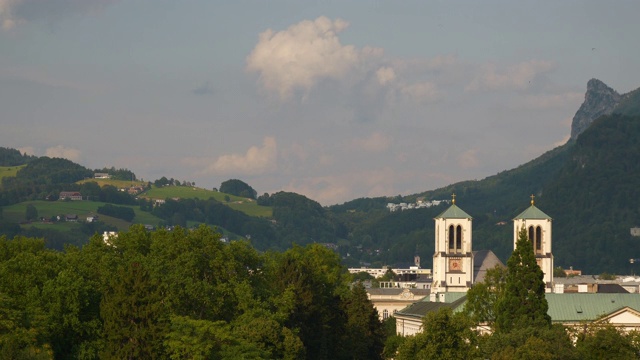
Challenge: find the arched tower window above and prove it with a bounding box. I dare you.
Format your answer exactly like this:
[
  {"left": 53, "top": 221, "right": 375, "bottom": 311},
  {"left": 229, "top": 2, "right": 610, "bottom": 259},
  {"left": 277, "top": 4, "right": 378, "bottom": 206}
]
[
  {"left": 527, "top": 225, "right": 543, "bottom": 254},
  {"left": 456, "top": 225, "right": 462, "bottom": 253},
  {"left": 535, "top": 226, "right": 542, "bottom": 254},
  {"left": 448, "top": 225, "right": 455, "bottom": 252},
  {"left": 528, "top": 226, "right": 535, "bottom": 246}
]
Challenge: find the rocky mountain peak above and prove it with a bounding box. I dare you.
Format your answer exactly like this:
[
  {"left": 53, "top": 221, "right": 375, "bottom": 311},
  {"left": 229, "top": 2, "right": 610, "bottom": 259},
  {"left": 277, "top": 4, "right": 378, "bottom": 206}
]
[{"left": 570, "top": 78, "right": 621, "bottom": 140}]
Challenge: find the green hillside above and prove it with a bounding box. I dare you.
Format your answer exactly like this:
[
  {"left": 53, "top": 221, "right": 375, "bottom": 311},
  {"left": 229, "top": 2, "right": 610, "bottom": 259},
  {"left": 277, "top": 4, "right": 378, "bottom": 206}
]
[
  {"left": 143, "top": 186, "right": 272, "bottom": 217},
  {"left": 77, "top": 178, "right": 146, "bottom": 189},
  {"left": 2, "top": 200, "right": 163, "bottom": 230},
  {"left": 0, "top": 165, "right": 24, "bottom": 185}
]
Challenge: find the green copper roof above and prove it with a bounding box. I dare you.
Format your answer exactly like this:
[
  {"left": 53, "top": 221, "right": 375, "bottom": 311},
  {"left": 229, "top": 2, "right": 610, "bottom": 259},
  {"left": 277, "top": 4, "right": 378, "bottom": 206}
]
[
  {"left": 546, "top": 293, "right": 640, "bottom": 323},
  {"left": 396, "top": 293, "right": 640, "bottom": 323},
  {"left": 395, "top": 295, "right": 467, "bottom": 319},
  {"left": 514, "top": 205, "right": 551, "bottom": 220},
  {"left": 435, "top": 204, "right": 472, "bottom": 219}
]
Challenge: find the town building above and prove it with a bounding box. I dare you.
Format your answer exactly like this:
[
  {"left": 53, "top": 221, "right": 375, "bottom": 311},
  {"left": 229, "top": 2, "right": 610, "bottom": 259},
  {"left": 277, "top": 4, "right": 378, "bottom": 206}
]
[
  {"left": 394, "top": 195, "right": 640, "bottom": 336},
  {"left": 59, "top": 191, "right": 82, "bottom": 201}
]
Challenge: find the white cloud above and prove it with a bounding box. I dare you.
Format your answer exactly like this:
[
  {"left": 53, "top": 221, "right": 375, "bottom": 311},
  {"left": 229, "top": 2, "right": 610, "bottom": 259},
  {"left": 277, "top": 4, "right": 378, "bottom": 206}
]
[
  {"left": 399, "top": 81, "right": 442, "bottom": 103},
  {"left": 350, "top": 132, "right": 392, "bottom": 153},
  {"left": 0, "top": 0, "right": 22, "bottom": 29},
  {"left": 284, "top": 167, "right": 398, "bottom": 205},
  {"left": 16, "top": 146, "right": 35, "bottom": 156},
  {"left": 45, "top": 145, "right": 81, "bottom": 162},
  {"left": 0, "top": 0, "right": 117, "bottom": 30},
  {"left": 188, "top": 137, "right": 277, "bottom": 176},
  {"left": 376, "top": 66, "right": 396, "bottom": 85},
  {"left": 465, "top": 60, "right": 555, "bottom": 92},
  {"left": 246, "top": 16, "right": 363, "bottom": 99}
]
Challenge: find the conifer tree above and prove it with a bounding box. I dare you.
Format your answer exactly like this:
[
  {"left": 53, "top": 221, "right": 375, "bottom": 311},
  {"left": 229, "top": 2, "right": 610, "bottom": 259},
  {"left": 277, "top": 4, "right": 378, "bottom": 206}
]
[{"left": 495, "top": 227, "right": 551, "bottom": 333}]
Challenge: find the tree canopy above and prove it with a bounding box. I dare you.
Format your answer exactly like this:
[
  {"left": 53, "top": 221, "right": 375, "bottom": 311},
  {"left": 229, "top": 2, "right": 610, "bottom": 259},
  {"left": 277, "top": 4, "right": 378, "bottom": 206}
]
[
  {"left": 0, "top": 227, "right": 386, "bottom": 359},
  {"left": 219, "top": 179, "right": 257, "bottom": 199}
]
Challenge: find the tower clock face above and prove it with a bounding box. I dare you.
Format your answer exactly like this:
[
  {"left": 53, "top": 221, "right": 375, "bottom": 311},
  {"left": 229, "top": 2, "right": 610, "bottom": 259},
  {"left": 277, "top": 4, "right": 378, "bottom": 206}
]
[{"left": 449, "top": 258, "right": 461, "bottom": 271}]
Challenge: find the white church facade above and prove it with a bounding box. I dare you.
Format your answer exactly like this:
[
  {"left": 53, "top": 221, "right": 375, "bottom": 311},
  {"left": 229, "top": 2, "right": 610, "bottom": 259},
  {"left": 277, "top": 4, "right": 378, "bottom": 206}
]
[{"left": 430, "top": 194, "right": 554, "bottom": 301}]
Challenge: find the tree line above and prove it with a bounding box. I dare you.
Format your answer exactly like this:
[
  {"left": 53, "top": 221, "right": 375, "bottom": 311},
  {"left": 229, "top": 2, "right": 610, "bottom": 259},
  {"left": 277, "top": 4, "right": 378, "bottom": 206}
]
[{"left": 0, "top": 226, "right": 385, "bottom": 359}]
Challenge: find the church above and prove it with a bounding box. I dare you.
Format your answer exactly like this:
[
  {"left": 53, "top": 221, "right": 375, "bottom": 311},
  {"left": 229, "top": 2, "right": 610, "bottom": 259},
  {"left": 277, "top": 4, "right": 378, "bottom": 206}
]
[
  {"left": 430, "top": 194, "right": 553, "bottom": 298},
  {"left": 395, "top": 195, "right": 640, "bottom": 336}
]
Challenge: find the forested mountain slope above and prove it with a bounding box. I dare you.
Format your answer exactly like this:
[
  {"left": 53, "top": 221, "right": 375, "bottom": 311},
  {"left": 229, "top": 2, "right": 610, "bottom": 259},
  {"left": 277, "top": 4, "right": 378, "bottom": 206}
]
[{"left": 329, "top": 80, "right": 640, "bottom": 274}]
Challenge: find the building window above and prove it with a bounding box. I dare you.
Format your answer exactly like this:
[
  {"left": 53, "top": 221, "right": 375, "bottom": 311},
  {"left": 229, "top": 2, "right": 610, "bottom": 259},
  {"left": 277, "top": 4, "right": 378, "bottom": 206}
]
[
  {"left": 448, "top": 225, "right": 455, "bottom": 251},
  {"left": 448, "top": 224, "right": 463, "bottom": 253},
  {"left": 528, "top": 225, "right": 543, "bottom": 254},
  {"left": 383, "top": 309, "right": 389, "bottom": 320}
]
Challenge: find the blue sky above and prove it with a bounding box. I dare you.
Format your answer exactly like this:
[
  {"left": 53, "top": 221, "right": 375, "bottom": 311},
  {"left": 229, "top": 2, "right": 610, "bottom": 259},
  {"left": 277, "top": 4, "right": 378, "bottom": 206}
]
[{"left": 1, "top": 1, "right": 639, "bottom": 205}]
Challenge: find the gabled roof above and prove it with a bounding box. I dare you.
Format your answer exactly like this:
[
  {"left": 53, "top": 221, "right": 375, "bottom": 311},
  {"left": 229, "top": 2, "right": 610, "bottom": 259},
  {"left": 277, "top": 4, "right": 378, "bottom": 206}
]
[
  {"left": 546, "top": 293, "right": 640, "bottom": 323},
  {"left": 597, "top": 284, "right": 629, "bottom": 294},
  {"left": 472, "top": 250, "right": 504, "bottom": 283},
  {"left": 513, "top": 205, "right": 551, "bottom": 220},
  {"left": 395, "top": 296, "right": 467, "bottom": 319},
  {"left": 367, "top": 288, "right": 430, "bottom": 296},
  {"left": 435, "top": 204, "right": 472, "bottom": 219}
]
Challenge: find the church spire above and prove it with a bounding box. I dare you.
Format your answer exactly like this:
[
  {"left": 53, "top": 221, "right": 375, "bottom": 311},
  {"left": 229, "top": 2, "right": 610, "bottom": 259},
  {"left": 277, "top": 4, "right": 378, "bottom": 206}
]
[
  {"left": 452, "top": 193, "right": 456, "bottom": 205},
  {"left": 530, "top": 194, "right": 535, "bottom": 206}
]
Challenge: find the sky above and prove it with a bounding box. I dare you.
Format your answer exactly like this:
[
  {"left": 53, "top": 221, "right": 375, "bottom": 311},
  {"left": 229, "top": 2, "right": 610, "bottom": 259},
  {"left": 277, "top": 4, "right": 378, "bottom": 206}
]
[{"left": 1, "top": 1, "right": 639, "bottom": 205}]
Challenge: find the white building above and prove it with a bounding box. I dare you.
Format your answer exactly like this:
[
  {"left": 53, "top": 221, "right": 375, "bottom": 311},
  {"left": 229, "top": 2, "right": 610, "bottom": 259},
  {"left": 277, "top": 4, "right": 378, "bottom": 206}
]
[
  {"left": 513, "top": 196, "right": 554, "bottom": 292},
  {"left": 431, "top": 195, "right": 474, "bottom": 296}
]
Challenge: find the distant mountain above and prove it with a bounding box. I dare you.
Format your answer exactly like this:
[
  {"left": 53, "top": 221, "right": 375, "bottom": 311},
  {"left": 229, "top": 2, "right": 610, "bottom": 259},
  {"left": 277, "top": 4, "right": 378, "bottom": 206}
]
[
  {"left": 570, "top": 78, "right": 621, "bottom": 140},
  {"left": 327, "top": 79, "right": 640, "bottom": 274}
]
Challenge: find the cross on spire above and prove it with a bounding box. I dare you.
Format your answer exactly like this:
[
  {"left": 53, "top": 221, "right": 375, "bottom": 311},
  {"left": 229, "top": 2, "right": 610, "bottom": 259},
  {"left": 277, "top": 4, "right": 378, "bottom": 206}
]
[
  {"left": 530, "top": 194, "right": 535, "bottom": 206},
  {"left": 452, "top": 193, "right": 456, "bottom": 204}
]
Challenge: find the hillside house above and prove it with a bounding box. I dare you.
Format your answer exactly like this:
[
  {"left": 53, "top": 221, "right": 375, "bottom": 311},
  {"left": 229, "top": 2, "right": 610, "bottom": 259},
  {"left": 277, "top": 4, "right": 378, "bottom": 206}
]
[
  {"left": 59, "top": 191, "right": 82, "bottom": 201},
  {"left": 94, "top": 173, "right": 111, "bottom": 179},
  {"left": 86, "top": 215, "right": 99, "bottom": 223}
]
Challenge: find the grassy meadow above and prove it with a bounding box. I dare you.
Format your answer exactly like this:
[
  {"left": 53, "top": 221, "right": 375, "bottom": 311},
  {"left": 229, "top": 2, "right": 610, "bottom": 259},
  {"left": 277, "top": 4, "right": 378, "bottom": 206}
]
[
  {"left": 143, "top": 186, "right": 273, "bottom": 218},
  {"left": 2, "top": 200, "right": 163, "bottom": 231},
  {"left": 0, "top": 165, "right": 25, "bottom": 186},
  {"left": 77, "top": 178, "right": 147, "bottom": 188}
]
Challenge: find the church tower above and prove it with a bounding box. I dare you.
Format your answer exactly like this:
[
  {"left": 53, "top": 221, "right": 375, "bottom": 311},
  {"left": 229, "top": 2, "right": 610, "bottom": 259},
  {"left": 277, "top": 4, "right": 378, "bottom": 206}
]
[
  {"left": 513, "top": 195, "right": 554, "bottom": 292},
  {"left": 431, "top": 194, "right": 474, "bottom": 295}
]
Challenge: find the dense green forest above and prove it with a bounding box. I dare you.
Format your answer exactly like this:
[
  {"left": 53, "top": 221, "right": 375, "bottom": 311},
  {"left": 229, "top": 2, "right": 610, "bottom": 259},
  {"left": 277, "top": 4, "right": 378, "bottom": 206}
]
[
  {"left": 2, "top": 225, "right": 638, "bottom": 359},
  {"left": 0, "top": 227, "right": 385, "bottom": 359}
]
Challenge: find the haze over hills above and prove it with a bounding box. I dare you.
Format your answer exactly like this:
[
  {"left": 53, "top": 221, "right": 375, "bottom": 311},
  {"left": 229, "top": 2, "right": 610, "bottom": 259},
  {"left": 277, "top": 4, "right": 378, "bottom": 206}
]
[
  {"left": 332, "top": 78, "right": 640, "bottom": 274},
  {"left": 1, "top": 79, "right": 640, "bottom": 274}
]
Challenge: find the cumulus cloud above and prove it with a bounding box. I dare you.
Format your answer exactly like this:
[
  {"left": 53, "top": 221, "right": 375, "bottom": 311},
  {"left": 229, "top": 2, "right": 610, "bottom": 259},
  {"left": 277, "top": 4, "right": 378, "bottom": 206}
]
[
  {"left": 376, "top": 66, "right": 396, "bottom": 85},
  {"left": 246, "top": 16, "right": 375, "bottom": 99},
  {"left": 350, "top": 132, "right": 392, "bottom": 153},
  {"left": 45, "top": 145, "right": 81, "bottom": 162},
  {"left": 189, "top": 137, "right": 277, "bottom": 176},
  {"left": 284, "top": 167, "right": 398, "bottom": 205},
  {"left": 16, "top": 146, "right": 35, "bottom": 156},
  {"left": 465, "top": 60, "right": 555, "bottom": 92},
  {"left": 399, "top": 81, "right": 442, "bottom": 103},
  {"left": 0, "top": 0, "right": 116, "bottom": 30}
]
